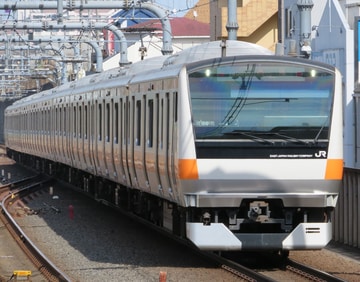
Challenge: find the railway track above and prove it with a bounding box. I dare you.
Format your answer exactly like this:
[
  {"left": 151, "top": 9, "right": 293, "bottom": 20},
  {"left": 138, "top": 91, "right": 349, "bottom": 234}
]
[
  {"left": 209, "top": 251, "right": 347, "bottom": 282},
  {"left": 76, "top": 190, "right": 351, "bottom": 282},
  {"left": 284, "top": 258, "right": 348, "bottom": 282},
  {"left": 0, "top": 172, "right": 352, "bottom": 281},
  {"left": 0, "top": 175, "right": 72, "bottom": 282}
]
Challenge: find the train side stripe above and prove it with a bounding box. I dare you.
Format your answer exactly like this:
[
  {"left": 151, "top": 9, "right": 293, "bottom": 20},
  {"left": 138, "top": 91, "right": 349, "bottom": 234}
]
[
  {"left": 179, "top": 159, "right": 199, "bottom": 179},
  {"left": 325, "top": 159, "right": 343, "bottom": 180}
]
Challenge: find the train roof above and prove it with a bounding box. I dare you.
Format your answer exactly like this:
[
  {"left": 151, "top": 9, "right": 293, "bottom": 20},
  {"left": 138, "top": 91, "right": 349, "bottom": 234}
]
[
  {"left": 9, "top": 40, "right": 273, "bottom": 108},
  {"left": 162, "top": 40, "right": 273, "bottom": 66}
]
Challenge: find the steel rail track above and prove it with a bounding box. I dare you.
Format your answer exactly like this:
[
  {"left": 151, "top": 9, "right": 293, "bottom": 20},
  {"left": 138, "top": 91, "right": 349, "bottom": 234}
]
[
  {"left": 0, "top": 176, "right": 72, "bottom": 282},
  {"left": 285, "top": 258, "right": 348, "bottom": 282}
]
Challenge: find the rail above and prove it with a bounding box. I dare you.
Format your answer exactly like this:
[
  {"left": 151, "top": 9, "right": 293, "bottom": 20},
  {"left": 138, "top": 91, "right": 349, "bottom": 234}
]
[{"left": 0, "top": 176, "right": 72, "bottom": 282}]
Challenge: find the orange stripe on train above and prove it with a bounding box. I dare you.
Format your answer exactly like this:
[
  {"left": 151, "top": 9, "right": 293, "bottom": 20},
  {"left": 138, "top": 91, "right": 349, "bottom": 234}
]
[
  {"left": 179, "top": 159, "right": 199, "bottom": 179},
  {"left": 325, "top": 159, "right": 343, "bottom": 180}
]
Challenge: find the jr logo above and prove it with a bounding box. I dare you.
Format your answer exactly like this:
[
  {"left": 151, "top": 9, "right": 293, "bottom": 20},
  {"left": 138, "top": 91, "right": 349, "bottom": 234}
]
[{"left": 315, "top": 150, "right": 327, "bottom": 158}]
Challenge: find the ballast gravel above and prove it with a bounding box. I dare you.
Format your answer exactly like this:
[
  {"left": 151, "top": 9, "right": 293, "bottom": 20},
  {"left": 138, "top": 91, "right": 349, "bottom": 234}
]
[{"left": 13, "top": 184, "right": 240, "bottom": 282}]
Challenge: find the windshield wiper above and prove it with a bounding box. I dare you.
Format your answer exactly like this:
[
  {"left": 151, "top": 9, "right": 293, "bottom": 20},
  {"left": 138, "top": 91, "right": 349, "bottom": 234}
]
[
  {"left": 314, "top": 122, "right": 328, "bottom": 144},
  {"left": 270, "top": 126, "right": 328, "bottom": 145},
  {"left": 270, "top": 132, "right": 311, "bottom": 145}
]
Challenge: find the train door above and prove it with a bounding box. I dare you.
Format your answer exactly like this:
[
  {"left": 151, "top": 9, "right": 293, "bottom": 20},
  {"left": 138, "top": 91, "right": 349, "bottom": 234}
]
[
  {"left": 158, "top": 94, "right": 171, "bottom": 198},
  {"left": 29, "top": 109, "right": 33, "bottom": 154},
  {"left": 104, "top": 93, "right": 116, "bottom": 180},
  {"left": 95, "top": 95, "right": 107, "bottom": 177},
  {"left": 121, "top": 96, "right": 131, "bottom": 186},
  {"left": 89, "top": 98, "right": 97, "bottom": 175},
  {"left": 69, "top": 98, "right": 76, "bottom": 167},
  {"left": 65, "top": 99, "right": 73, "bottom": 167},
  {"left": 33, "top": 110, "right": 37, "bottom": 156},
  {"left": 77, "top": 100, "right": 86, "bottom": 171},
  {"left": 53, "top": 106, "right": 58, "bottom": 162},
  {"left": 113, "top": 96, "right": 122, "bottom": 183},
  {"left": 83, "top": 100, "right": 93, "bottom": 173},
  {"left": 133, "top": 94, "right": 148, "bottom": 190},
  {"left": 125, "top": 94, "right": 137, "bottom": 188},
  {"left": 60, "top": 105, "right": 66, "bottom": 164},
  {"left": 169, "top": 91, "right": 178, "bottom": 201},
  {"left": 46, "top": 107, "right": 51, "bottom": 160},
  {"left": 42, "top": 106, "right": 47, "bottom": 158},
  {"left": 55, "top": 104, "right": 61, "bottom": 163},
  {"left": 158, "top": 91, "right": 178, "bottom": 202},
  {"left": 57, "top": 104, "right": 63, "bottom": 163},
  {"left": 145, "top": 93, "right": 161, "bottom": 194}
]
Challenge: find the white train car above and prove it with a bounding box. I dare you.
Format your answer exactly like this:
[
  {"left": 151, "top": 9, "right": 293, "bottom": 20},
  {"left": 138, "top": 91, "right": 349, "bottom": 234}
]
[{"left": 4, "top": 40, "right": 343, "bottom": 253}]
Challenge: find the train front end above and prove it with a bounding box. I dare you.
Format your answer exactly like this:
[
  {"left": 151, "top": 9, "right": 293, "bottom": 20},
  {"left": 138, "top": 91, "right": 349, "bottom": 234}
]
[{"left": 178, "top": 56, "right": 343, "bottom": 251}]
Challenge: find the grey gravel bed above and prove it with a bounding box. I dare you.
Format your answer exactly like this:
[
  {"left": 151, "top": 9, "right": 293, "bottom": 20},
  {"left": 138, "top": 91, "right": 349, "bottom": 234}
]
[{"left": 15, "top": 183, "right": 240, "bottom": 282}]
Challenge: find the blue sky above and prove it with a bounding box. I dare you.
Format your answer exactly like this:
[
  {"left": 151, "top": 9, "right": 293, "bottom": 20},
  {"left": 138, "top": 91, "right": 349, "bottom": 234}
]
[{"left": 153, "top": 0, "right": 199, "bottom": 16}]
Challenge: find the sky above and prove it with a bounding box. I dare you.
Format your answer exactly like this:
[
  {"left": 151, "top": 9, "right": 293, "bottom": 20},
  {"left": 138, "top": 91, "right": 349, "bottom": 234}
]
[{"left": 153, "top": 0, "right": 200, "bottom": 16}]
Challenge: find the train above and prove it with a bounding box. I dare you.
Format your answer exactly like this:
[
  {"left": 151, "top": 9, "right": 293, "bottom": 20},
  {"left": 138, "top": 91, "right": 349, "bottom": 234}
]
[{"left": 4, "top": 40, "right": 343, "bottom": 253}]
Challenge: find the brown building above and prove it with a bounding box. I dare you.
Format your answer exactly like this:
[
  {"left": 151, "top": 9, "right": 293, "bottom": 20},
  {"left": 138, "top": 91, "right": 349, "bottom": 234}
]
[{"left": 185, "top": 0, "right": 278, "bottom": 52}]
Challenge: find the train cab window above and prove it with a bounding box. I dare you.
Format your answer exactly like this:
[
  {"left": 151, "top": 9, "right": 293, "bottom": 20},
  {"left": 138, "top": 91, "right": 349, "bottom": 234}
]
[{"left": 188, "top": 61, "right": 334, "bottom": 142}]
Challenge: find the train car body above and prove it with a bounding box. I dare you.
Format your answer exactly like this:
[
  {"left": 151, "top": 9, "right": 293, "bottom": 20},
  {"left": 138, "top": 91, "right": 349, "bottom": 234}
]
[{"left": 4, "top": 40, "right": 343, "bottom": 252}]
